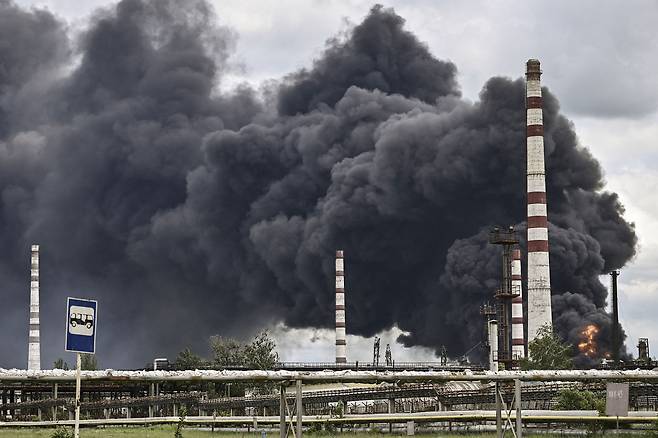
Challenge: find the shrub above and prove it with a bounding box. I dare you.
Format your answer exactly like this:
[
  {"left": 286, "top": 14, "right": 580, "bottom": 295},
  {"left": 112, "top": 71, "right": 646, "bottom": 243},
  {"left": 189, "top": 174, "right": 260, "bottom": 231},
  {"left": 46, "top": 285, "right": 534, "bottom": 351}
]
[
  {"left": 174, "top": 406, "right": 187, "bottom": 438},
  {"left": 50, "top": 427, "right": 73, "bottom": 438}
]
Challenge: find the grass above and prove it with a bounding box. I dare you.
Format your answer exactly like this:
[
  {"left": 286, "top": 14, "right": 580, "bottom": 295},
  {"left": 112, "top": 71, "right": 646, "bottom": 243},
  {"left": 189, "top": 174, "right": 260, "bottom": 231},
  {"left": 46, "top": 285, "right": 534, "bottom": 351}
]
[{"left": 0, "top": 429, "right": 569, "bottom": 438}]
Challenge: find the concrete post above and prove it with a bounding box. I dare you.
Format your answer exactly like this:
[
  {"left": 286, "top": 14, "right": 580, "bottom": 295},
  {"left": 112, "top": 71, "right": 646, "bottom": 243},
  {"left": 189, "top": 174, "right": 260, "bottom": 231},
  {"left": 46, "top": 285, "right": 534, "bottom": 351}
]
[
  {"left": 173, "top": 404, "right": 178, "bottom": 417},
  {"left": 388, "top": 398, "right": 395, "bottom": 414},
  {"left": 515, "top": 379, "right": 522, "bottom": 438},
  {"left": 52, "top": 383, "right": 58, "bottom": 420},
  {"left": 279, "top": 384, "right": 286, "bottom": 438},
  {"left": 406, "top": 420, "right": 415, "bottom": 436},
  {"left": 296, "top": 379, "right": 303, "bottom": 438},
  {"left": 495, "top": 382, "right": 502, "bottom": 438}
]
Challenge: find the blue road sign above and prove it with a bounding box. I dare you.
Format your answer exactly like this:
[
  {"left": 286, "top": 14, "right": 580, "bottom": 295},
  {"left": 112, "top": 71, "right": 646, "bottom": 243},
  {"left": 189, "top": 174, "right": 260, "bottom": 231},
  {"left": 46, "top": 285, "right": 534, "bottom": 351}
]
[{"left": 65, "top": 297, "right": 97, "bottom": 354}]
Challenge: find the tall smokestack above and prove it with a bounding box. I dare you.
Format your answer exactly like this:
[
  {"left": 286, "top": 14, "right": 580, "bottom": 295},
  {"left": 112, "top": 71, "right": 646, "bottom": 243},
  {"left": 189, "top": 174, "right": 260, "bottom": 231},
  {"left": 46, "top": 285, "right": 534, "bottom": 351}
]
[
  {"left": 526, "top": 59, "right": 552, "bottom": 345},
  {"left": 511, "top": 247, "right": 525, "bottom": 360},
  {"left": 610, "top": 270, "right": 620, "bottom": 367},
  {"left": 28, "top": 244, "right": 40, "bottom": 371},
  {"left": 335, "top": 250, "right": 346, "bottom": 364}
]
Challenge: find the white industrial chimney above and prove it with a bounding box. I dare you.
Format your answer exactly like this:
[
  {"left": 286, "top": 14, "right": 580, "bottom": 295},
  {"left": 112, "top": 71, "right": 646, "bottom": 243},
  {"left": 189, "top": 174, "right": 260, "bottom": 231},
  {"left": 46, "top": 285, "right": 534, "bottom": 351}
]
[
  {"left": 526, "top": 59, "right": 552, "bottom": 345},
  {"left": 28, "top": 244, "right": 40, "bottom": 371}
]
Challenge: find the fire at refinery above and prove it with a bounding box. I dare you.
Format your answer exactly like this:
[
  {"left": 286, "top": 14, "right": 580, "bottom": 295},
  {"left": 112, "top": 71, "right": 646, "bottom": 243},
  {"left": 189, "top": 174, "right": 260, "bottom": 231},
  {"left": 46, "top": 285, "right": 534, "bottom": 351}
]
[{"left": 578, "top": 324, "right": 600, "bottom": 358}]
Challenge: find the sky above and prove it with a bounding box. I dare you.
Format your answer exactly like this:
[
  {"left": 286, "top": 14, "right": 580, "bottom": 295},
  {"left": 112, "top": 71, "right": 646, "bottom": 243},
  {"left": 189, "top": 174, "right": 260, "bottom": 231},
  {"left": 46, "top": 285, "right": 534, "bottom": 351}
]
[{"left": 9, "top": 0, "right": 658, "bottom": 366}]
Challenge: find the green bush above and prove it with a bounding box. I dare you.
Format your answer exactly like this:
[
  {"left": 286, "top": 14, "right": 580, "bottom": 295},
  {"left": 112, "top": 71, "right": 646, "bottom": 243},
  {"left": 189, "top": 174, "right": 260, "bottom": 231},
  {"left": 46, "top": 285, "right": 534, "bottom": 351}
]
[
  {"left": 555, "top": 389, "right": 604, "bottom": 412},
  {"left": 50, "top": 426, "right": 73, "bottom": 438}
]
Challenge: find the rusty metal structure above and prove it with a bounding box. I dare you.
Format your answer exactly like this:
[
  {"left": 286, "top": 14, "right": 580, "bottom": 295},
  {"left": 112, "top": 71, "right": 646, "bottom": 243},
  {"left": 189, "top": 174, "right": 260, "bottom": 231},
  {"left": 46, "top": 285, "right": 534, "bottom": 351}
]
[
  {"left": 489, "top": 226, "right": 520, "bottom": 368},
  {"left": 372, "top": 337, "right": 380, "bottom": 366},
  {"left": 526, "top": 59, "right": 553, "bottom": 346},
  {"left": 638, "top": 338, "right": 650, "bottom": 362}
]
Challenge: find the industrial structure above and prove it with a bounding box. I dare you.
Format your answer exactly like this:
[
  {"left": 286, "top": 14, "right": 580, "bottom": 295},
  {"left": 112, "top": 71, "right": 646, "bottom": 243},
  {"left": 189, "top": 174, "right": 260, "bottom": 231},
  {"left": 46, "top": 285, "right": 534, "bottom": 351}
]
[
  {"left": 28, "top": 244, "right": 40, "bottom": 371},
  {"left": 526, "top": 59, "right": 553, "bottom": 344},
  {"left": 610, "top": 270, "right": 621, "bottom": 366},
  {"left": 511, "top": 247, "right": 525, "bottom": 360},
  {"left": 335, "top": 250, "right": 346, "bottom": 364},
  {"left": 489, "top": 226, "right": 520, "bottom": 367},
  {"left": 480, "top": 303, "right": 497, "bottom": 371}
]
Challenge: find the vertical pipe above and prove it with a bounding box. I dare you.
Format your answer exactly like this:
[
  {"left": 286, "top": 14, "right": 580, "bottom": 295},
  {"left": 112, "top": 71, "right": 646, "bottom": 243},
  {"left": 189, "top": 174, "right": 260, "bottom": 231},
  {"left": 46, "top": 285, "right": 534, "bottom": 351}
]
[
  {"left": 511, "top": 247, "right": 526, "bottom": 361},
  {"left": 28, "top": 244, "right": 40, "bottom": 371},
  {"left": 279, "top": 384, "right": 286, "bottom": 438},
  {"left": 610, "top": 271, "right": 620, "bottom": 367},
  {"left": 296, "top": 379, "right": 303, "bottom": 438},
  {"left": 526, "top": 59, "right": 552, "bottom": 345},
  {"left": 488, "top": 320, "right": 499, "bottom": 372},
  {"left": 335, "top": 250, "right": 346, "bottom": 364}
]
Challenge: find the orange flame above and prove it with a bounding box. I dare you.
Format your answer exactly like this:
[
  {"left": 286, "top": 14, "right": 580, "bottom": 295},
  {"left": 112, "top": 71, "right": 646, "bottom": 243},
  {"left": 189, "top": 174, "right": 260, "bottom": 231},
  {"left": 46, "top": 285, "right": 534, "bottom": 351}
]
[{"left": 578, "top": 324, "right": 599, "bottom": 357}]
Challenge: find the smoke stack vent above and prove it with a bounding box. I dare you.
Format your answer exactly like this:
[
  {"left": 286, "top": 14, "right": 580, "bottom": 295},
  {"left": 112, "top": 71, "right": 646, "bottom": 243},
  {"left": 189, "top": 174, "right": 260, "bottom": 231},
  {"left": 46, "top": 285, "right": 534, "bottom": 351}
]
[
  {"left": 511, "top": 247, "right": 525, "bottom": 359},
  {"left": 28, "top": 244, "right": 40, "bottom": 371},
  {"left": 335, "top": 250, "right": 346, "bottom": 364},
  {"left": 525, "top": 59, "right": 553, "bottom": 344}
]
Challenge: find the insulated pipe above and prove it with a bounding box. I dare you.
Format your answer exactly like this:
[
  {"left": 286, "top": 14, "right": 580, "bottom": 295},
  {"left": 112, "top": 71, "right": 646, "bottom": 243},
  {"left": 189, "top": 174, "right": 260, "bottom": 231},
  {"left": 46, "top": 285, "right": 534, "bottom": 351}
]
[
  {"left": 488, "top": 320, "right": 499, "bottom": 372},
  {"left": 28, "top": 244, "right": 40, "bottom": 371},
  {"left": 335, "top": 250, "right": 346, "bottom": 364},
  {"left": 525, "top": 59, "right": 552, "bottom": 345},
  {"left": 1, "top": 370, "right": 658, "bottom": 382},
  {"left": 511, "top": 247, "right": 525, "bottom": 360}
]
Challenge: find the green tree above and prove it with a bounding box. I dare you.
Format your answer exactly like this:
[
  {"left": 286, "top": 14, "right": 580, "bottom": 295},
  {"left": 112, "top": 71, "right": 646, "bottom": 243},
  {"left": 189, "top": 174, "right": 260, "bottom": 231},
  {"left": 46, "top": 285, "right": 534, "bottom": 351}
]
[
  {"left": 244, "top": 331, "right": 279, "bottom": 369},
  {"left": 80, "top": 354, "right": 98, "bottom": 371},
  {"left": 209, "top": 331, "right": 279, "bottom": 369},
  {"left": 174, "top": 348, "right": 208, "bottom": 369},
  {"left": 53, "top": 358, "right": 69, "bottom": 370},
  {"left": 209, "top": 331, "right": 279, "bottom": 396},
  {"left": 210, "top": 336, "right": 244, "bottom": 367},
  {"left": 521, "top": 325, "right": 573, "bottom": 370}
]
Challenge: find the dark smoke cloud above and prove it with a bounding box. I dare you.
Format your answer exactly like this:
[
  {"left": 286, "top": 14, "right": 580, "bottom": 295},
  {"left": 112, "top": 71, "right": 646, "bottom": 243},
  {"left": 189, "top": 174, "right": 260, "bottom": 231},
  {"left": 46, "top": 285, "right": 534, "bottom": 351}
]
[
  {"left": 277, "top": 5, "right": 459, "bottom": 115},
  {"left": 0, "top": 1, "right": 635, "bottom": 368}
]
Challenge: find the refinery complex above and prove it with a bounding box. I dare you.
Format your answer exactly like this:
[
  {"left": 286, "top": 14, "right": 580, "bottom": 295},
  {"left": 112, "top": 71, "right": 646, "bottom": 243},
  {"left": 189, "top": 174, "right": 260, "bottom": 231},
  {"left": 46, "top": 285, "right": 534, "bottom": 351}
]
[{"left": 1, "top": 60, "right": 655, "bottom": 438}]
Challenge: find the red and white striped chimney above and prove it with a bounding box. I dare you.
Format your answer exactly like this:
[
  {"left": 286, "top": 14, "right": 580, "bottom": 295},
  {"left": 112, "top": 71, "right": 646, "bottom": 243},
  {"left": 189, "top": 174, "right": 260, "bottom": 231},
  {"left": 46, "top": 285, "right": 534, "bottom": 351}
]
[
  {"left": 511, "top": 247, "right": 525, "bottom": 360},
  {"left": 526, "top": 59, "right": 552, "bottom": 344},
  {"left": 335, "top": 250, "right": 346, "bottom": 364}
]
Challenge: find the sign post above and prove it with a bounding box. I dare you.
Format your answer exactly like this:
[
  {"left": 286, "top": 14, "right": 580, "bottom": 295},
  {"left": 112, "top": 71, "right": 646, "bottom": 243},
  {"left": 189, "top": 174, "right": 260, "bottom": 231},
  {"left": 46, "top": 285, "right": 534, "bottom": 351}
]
[
  {"left": 606, "top": 382, "right": 629, "bottom": 433},
  {"left": 65, "top": 297, "right": 98, "bottom": 438}
]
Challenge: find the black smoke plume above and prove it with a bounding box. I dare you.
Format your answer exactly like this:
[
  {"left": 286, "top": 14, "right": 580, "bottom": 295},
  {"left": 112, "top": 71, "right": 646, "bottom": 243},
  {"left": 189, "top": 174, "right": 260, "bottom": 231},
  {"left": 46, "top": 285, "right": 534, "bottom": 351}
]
[{"left": 0, "top": 1, "right": 635, "bottom": 368}]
